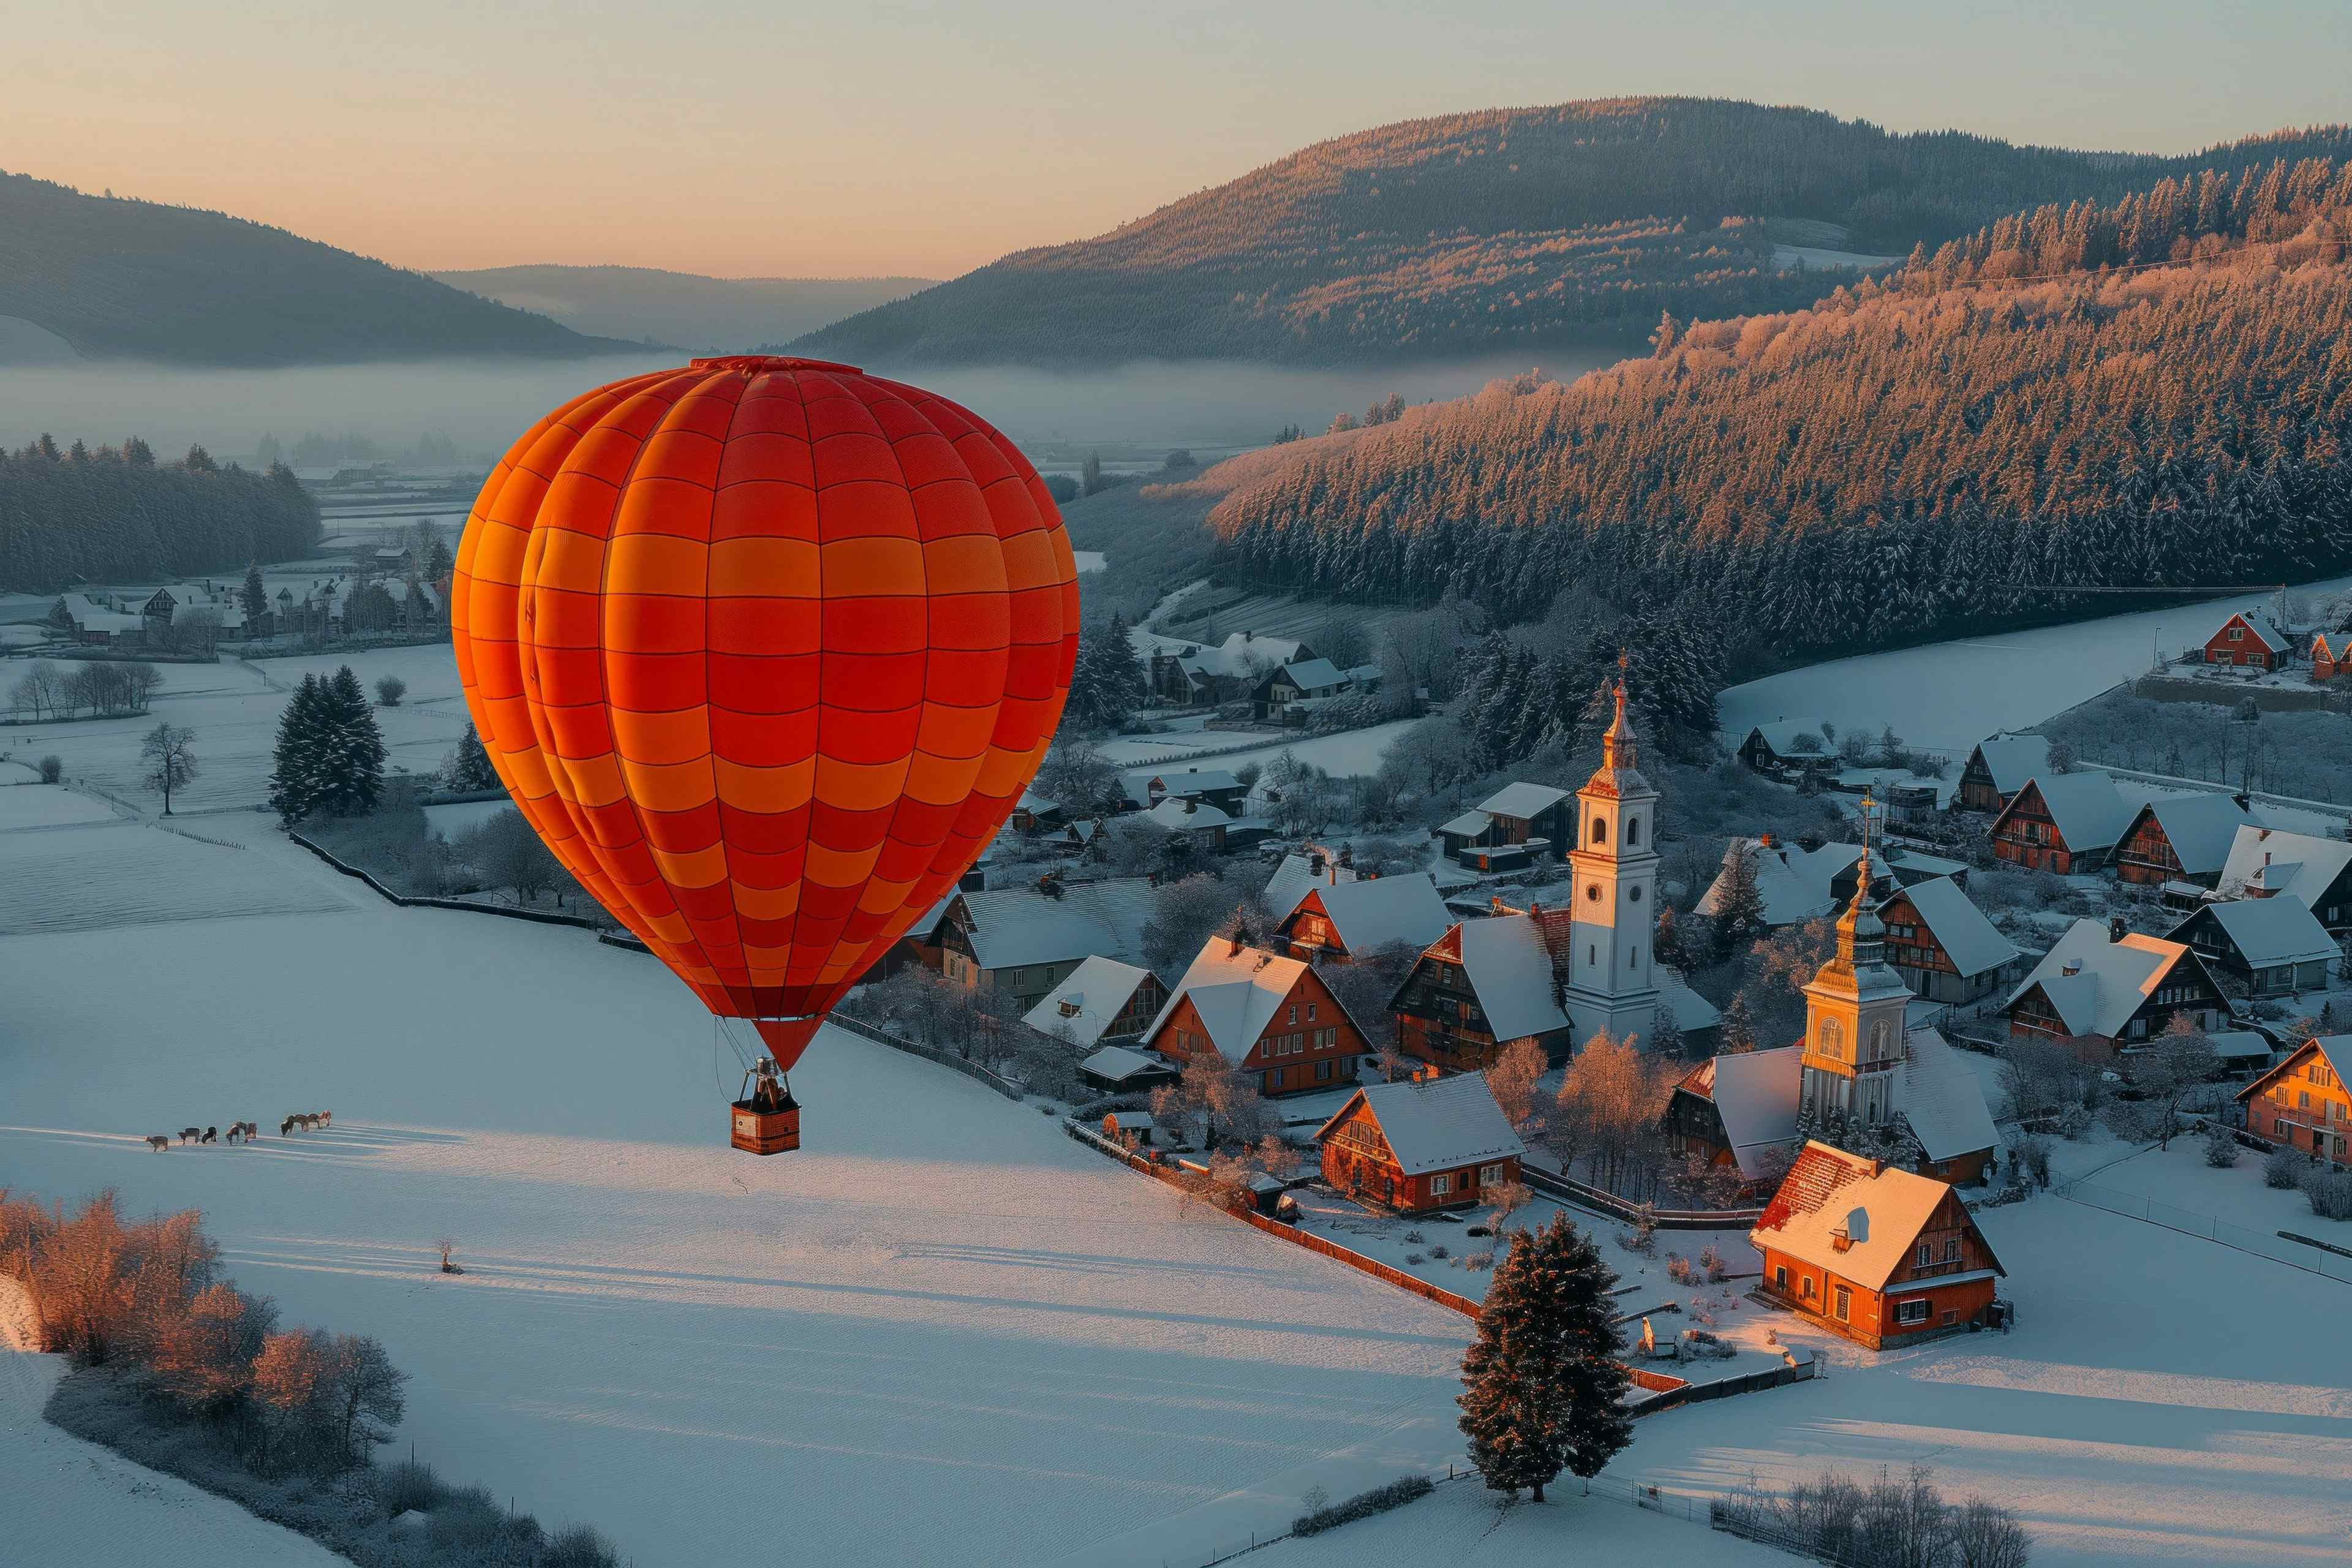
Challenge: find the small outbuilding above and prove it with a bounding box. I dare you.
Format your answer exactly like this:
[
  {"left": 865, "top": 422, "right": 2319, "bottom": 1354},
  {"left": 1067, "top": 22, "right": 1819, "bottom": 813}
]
[{"left": 1274, "top": 873, "right": 1452, "bottom": 964}]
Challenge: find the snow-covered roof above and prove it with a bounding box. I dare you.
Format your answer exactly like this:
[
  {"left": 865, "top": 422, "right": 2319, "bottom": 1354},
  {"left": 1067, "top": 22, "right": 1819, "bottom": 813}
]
[
  {"left": 1262, "top": 847, "right": 1359, "bottom": 918},
  {"left": 1746, "top": 718, "right": 1831, "bottom": 757},
  {"left": 2000, "top": 772, "right": 2134, "bottom": 853},
  {"left": 2218, "top": 826, "right": 2352, "bottom": 907},
  {"left": 2177, "top": 897, "right": 2339, "bottom": 970},
  {"left": 2004, "top": 918, "right": 2196, "bottom": 1038},
  {"left": 2218, "top": 609, "right": 2290, "bottom": 654},
  {"left": 1896, "top": 1029, "right": 1999, "bottom": 1163},
  {"left": 954, "top": 880, "right": 1157, "bottom": 972},
  {"left": 1132, "top": 629, "right": 1309, "bottom": 679},
  {"left": 1121, "top": 767, "right": 1241, "bottom": 807},
  {"left": 1017, "top": 788, "right": 1058, "bottom": 816},
  {"left": 1752, "top": 1142, "right": 2001, "bottom": 1291},
  {"left": 1276, "top": 657, "right": 1348, "bottom": 691},
  {"left": 1969, "top": 734, "right": 2051, "bottom": 796},
  {"left": 2127, "top": 795, "right": 2257, "bottom": 878},
  {"left": 1143, "top": 939, "right": 1324, "bottom": 1065},
  {"left": 2204, "top": 1030, "right": 2275, "bottom": 1063},
  {"left": 1657, "top": 974, "right": 1721, "bottom": 1037},
  {"left": 1436, "top": 808, "right": 1491, "bottom": 839},
  {"left": 2238, "top": 1036, "right": 2352, "bottom": 1105},
  {"left": 1286, "top": 873, "right": 1451, "bottom": 955},
  {"left": 1142, "top": 796, "right": 1231, "bottom": 831},
  {"left": 1679, "top": 1046, "right": 1803, "bottom": 1179},
  {"left": 1023, "top": 956, "right": 1159, "bottom": 1048},
  {"left": 1890, "top": 875, "right": 2019, "bottom": 980},
  {"left": 1079, "top": 1044, "right": 1172, "bottom": 1085},
  {"left": 1314, "top": 1073, "right": 1526, "bottom": 1177},
  {"left": 70, "top": 608, "right": 146, "bottom": 633},
  {"left": 1451, "top": 912, "right": 1570, "bottom": 1042},
  {"left": 1695, "top": 839, "right": 1863, "bottom": 927},
  {"left": 1477, "top": 782, "right": 1571, "bottom": 821}
]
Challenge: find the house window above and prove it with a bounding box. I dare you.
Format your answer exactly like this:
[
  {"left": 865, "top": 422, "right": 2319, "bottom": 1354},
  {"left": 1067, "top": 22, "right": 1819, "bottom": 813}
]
[
  {"left": 1942, "top": 1309, "right": 1958, "bottom": 1325},
  {"left": 1774, "top": 1265, "right": 1789, "bottom": 1291},
  {"left": 1895, "top": 1298, "right": 1931, "bottom": 1325},
  {"left": 1306, "top": 1002, "right": 1317, "bottom": 1022},
  {"left": 1289, "top": 1003, "right": 1298, "bottom": 1025},
  {"left": 1479, "top": 1163, "right": 1505, "bottom": 1184},
  {"left": 1945, "top": 1238, "right": 1960, "bottom": 1261},
  {"left": 2230, "top": 625, "right": 2244, "bottom": 641},
  {"left": 1267, "top": 1068, "right": 1283, "bottom": 1091},
  {"left": 1801, "top": 1276, "right": 1815, "bottom": 1298},
  {"left": 1430, "top": 1173, "right": 1452, "bottom": 1196},
  {"left": 1833, "top": 1284, "right": 1852, "bottom": 1322},
  {"left": 1917, "top": 1243, "right": 1931, "bottom": 1267},
  {"left": 1592, "top": 817, "right": 1608, "bottom": 845},
  {"left": 1316, "top": 1058, "right": 1332, "bottom": 1082}
]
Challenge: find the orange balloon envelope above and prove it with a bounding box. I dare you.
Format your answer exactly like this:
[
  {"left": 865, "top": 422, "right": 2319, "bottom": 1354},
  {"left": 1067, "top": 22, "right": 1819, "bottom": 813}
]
[{"left": 450, "top": 356, "right": 1079, "bottom": 1069}]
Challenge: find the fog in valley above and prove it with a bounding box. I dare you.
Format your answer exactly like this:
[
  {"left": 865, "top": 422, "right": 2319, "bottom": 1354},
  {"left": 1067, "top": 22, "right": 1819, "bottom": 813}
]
[{"left": 0, "top": 345, "right": 1626, "bottom": 470}]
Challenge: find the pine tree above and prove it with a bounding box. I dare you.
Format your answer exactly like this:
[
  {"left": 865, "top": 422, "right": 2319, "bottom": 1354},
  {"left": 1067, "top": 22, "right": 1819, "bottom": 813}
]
[
  {"left": 423, "top": 529, "right": 454, "bottom": 582},
  {"left": 241, "top": 562, "right": 268, "bottom": 623},
  {"left": 314, "top": 665, "right": 386, "bottom": 815},
  {"left": 1458, "top": 1212, "right": 1633, "bottom": 1502},
  {"left": 1711, "top": 843, "right": 1766, "bottom": 953},
  {"left": 446, "top": 722, "right": 500, "bottom": 793},
  {"left": 1717, "top": 990, "right": 1758, "bottom": 1055},
  {"left": 268, "top": 674, "right": 325, "bottom": 823}
]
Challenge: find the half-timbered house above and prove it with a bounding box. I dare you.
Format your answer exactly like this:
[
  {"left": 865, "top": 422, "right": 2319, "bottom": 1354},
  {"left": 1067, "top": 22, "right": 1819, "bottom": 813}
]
[
  {"left": 1987, "top": 773, "right": 2135, "bottom": 874},
  {"left": 1274, "top": 873, "right": 1451, "bottom": 965},
  {"left": 1956, "top": 734, "right": 2051, "bottom": 813},
  {"left": 2003, "top": 918, "right": 2226, "bottom": 1055},
  {"left": 2112, "top": 794, "right": 2257, "bottom": 888},
  {"left": 1141, "top": 937, "right": 1368, "bottom": 1096},
  {"left": 2236, "top": 1036, "right": 2352, "bottom": 1163},
  {"left": 1877, "top": 875, "right": 2021, "bottom": 1005},
  {"left": 2167, "top": 899, "right": 2339, "bottom": 997}
]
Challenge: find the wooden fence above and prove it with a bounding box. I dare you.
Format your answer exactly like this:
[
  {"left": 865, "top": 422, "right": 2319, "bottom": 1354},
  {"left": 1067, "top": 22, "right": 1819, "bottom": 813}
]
[
  {"left": 826, "top": 1011, "right": 1027, "bottom": 1102},
  {"left": 287, "top": 831, "right": 609, "bottom": 930},
  {"left": 1521, "top": 1167, "right": 1762, "bottom": 1231}
]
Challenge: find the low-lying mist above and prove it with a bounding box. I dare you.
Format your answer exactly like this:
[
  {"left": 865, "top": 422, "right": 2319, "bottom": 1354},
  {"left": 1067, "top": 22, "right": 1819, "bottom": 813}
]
[{"left": 0, "top": 347, "right": 1628, "bottom": 467}]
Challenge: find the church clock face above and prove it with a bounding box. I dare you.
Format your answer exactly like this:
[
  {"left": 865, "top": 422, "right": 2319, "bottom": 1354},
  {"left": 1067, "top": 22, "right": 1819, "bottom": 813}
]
[
  {"left": 1585, "top": 883, "right": 1602, "bottom": 902},
  {"left": 1628, "top": 886, "right": 1643, "bottom": 903}
]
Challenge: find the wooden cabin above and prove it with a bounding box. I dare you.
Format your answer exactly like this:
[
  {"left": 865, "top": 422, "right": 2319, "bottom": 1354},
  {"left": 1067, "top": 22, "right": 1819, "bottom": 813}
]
[
  {"left": 1877, "top": 876, "right": 2021, "bottom": 1005},
  {"left": 1314, "top": 1072, "right": 1526, "bottom": 1215},
  {"left": 1987, "top": 774, "right": 2133, "bottom": 874},
  {"left": 2003, "top": 918, "right": 2226, "bottom": 1056},
  {"left": 1434, "top": 781, "right": 1575, "bottom": 866},
  {"left": 2311, "top": 631, "right": 2351, "bottom": 684},
  {"left": 2236, "top": 1036, "right": 2352, "bottom": 1164},
  {"left": 1273, "top": 873, "right": 1450, "bottom": 965},
  {"left": 1140, "top": 937, "right": 1368, "bottom": 1096},
  {"left": 1737, "top": 719, "right": 1833, "bottom": 776},
  {"left": 1956, "top": 734, "right": 2051, "bottom": 813},
  {"left": 2205, "top": 610, "right": 2291, "bottom": 671},
  {"left": 1750, "top": 1142, "right": 2006, "bottom": 1350},
  {"left": 2167, "top": 900, "right": 2339, "bottom": 998},
  {"left": 2112, "top": 795, "right": 2257, "bottom": 888}
]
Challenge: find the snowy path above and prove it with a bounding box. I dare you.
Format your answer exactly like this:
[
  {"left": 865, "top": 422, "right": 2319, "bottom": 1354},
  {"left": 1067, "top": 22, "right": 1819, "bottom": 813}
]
[
  {"left": 1720, "top": 574, "right": 2352, "bottom": 753},
  {"left": 0, "top": 1280, "right": 342, "bottom": 1566}
]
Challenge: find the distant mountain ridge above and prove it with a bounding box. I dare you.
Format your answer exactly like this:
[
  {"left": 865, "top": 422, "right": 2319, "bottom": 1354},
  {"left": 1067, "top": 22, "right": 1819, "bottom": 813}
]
[
  {"left": 791, "top": 98, "right": 2352, "bottom": 366},
  {"left": 431, "top": 265, "right": 937, "bottom": 355},
  {"left": 0, "top": 172, "right": 644, "bottom": 366}
]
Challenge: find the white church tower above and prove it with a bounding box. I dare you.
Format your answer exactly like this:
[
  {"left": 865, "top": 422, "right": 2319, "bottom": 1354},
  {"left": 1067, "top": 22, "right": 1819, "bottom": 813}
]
[{"left": 1561, "top": 675, "right": 1664, "bottom": 1046}]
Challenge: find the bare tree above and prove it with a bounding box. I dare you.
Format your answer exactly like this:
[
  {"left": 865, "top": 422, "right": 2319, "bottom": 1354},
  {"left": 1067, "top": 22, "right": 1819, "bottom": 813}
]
[
  {"left": 2136, "top": 1012, "right": 2219, "bottom": 1148},
  {"left": 1484, "top": 1037, "right": 1548, "bottom": 1135},
  {"left": 456, "top": 808, "right": 560, "bottom": 903},
  {"left": 9, "top": 660, "right": 66, "bottom": 720},
  {"left": 140, "top": 722, "right": 200, "bottom": 814},
  {"left": 328, "top": 1333, "right": 409, "bottom": 1464}
]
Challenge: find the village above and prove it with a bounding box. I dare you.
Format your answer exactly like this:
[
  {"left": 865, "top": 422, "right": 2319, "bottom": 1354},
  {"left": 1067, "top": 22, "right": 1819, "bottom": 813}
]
[{"left": 9, "top": 574, "right": 2352, "bottom": 1567}]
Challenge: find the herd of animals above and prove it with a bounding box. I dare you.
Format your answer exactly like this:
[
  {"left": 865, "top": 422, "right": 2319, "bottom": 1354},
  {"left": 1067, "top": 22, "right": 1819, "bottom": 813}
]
[{"left": 144, "top": 1112, "right": 331, "bottom": 1151}]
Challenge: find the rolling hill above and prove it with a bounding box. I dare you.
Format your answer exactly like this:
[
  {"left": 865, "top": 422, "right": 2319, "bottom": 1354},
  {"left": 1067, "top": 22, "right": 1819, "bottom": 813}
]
[
  {"left": 430, "top": 265, "right": 936, "bottom": 355},
  {"left": 1188, "top": 154, "right": 2352, "bottom": 667},
  {"left": 0, "top": 171, "right": 646, "bottom": 366},
  {"left": 792, "top": 98, "right": 2352, "bottom": 367}
]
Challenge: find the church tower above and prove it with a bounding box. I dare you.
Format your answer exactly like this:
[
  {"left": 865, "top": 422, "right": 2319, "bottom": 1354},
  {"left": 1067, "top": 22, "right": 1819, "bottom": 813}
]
[
  {"left": 1562, "top": 676, "right": 1663, "bottom": 1046},
  {"left": 1798, "top": 801, "right": 1910, "bottom": 1131}
]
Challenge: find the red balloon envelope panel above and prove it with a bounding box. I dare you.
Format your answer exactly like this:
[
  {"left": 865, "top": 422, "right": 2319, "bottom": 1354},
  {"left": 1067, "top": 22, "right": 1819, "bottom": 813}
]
[{"left": 451, "top": 356, "right": 1078, "bottom": 1069}]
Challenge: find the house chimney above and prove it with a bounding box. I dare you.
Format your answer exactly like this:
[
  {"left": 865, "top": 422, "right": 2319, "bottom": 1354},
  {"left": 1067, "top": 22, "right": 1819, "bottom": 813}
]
[
  {"left": 2109, "top": 916, "right": 2127, "bottom": 943},
  {"left": 1229, "top": 933, "right": 1243, "bottom": 956},
  {"left": 1759, "top": 832, "right": 1775, "bottom": 849},
  {"left": 1183, "top": 797, "right": 1197, "bottom": 815},
  {"left": 2062, "top": 959, "right": 2082, "bottom": 976},
  {"left": 1491, "top": 895, "right": 1506, "bottom": 914},
  {"left": 1309, "top": 850, "right": 1326, "bottom": 875}
]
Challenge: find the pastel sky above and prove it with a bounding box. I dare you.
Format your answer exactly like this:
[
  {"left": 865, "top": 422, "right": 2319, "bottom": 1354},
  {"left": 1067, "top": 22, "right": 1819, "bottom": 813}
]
[{"left": 11, "top": 0, "right": 2346, "bottom": 280}]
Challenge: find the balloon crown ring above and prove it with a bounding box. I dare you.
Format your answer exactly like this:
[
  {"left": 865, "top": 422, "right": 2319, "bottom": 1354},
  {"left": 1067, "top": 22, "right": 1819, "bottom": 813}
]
[{"left": 689, "top": 354, "right": 865, "bottom": 376}]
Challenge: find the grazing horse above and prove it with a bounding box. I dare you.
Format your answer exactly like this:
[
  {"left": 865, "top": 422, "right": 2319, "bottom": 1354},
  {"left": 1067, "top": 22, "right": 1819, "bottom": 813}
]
[
  {"left": 318, "top": 1110, "right": 333, "bottom": 1128},
  {"left": 236, "top": 1121, "right": 258, "bottom": 1143},
  {"left": 179, "top": 1127, "right": 201, "bottom": 1144},
  {"left": 280, "top": 1115, "right": 298, "bottom": 1137},
  {"left": 146, "top": 1134, "right": 170, "bottom": 1153},
  {"left": 200, "top": 1126, "right": 217, "bottom": 1145}
]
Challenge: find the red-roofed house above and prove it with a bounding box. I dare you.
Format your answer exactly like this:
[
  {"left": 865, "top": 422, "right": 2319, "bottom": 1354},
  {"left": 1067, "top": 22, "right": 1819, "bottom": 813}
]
[
  {"left": 2205, "top": 610, "right": 2292, "bottom": 670},
  {"left": 1751, "top": 1142, "right": 2006, "bottom": 1350},
  {"left": 1140, "top": 937, "right": 1368, "bottom": 1096}
]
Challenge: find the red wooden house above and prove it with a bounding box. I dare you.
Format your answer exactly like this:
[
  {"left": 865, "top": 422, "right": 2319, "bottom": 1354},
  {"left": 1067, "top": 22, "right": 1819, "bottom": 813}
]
[
  {"left": 2313, "top": 631, "right": 2352, "bottom": 683},
  {"left": 1987, "top": 773, "right": 2133, "bottom": 874},
  {"left": 2204, "top": 610, "right": 2291, "bottom": 670},
  {"left": 1140, "top": 937, "right": 1368, "bottom": 1096},
  {"left": 2236, "top": 1036, "right": 2352, "bottom": 1164},
  {"left": 1273, "top": 873, "right": 1450, "bottom": 965},
  {"left": 1750, "top": 1142, "right": 2006, "bottom": 1349},
  {"left": 1314, "top": 1071, "right": 1526, "bottom": 1215},
  {"left": 1956, "top": 734, "right": 2051, "bottom": 814},
  {"left": 2003, "top": 918, "right": 2226, "bottom": 1057},
  {"left": 2111, "top": 794, "right": 2256, "bottom": 888}
]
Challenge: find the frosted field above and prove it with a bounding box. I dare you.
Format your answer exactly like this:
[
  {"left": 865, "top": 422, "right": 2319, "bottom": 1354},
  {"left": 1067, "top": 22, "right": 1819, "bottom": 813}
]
[
  {"left": 2, "top": 644, "right": 469, "bottom": 814},
  {"left": 0, "top": 818, "right": 349, "bottom": 935},
  {"left": 0, "top": 823, "right": 1491, "bottom": 1568},
  {"left": 1721, "top": 573, "right": 2352, "bottom": 753},
  {"left": 0, "top": 782, "right": 121, "bottom": 829},
  {"left": 1099, "top": 718, "right": 1419, "bottom": 778}
]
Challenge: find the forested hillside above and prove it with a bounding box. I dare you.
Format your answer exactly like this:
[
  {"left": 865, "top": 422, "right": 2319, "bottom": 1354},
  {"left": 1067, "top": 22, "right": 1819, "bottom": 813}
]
[
  {"left": 1205, "top": 155, "right": 2352, "bottom": 662},
  {"left": 432, "top": 265, "right": 937, "bottom": 354},
  {"left": 0, "top": 438, "right": 319, "bottom": 590},
  {"left": 0, "top": 172, "right": 643, "bottom": 365},
  {"left": 795, "top": 99, "right": 2352, "bottom": 366}
]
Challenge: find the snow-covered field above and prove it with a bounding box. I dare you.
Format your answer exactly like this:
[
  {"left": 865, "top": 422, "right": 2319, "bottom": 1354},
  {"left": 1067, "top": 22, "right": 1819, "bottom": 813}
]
[
  {"left": 1721, "top": 575, "right": 2352, "bottom": 753},
  {"left": 2, "top": 644, "right": 469, "bottom": 814},
  {"left": 1100, "top": 719, "right": 1419, "bottom": 779},
  {"left": 0, "top": 821, "right": 1491, "bottom": 1568},
  {"left": 0, "top": 782, "right": 121, "bottom": 829}
]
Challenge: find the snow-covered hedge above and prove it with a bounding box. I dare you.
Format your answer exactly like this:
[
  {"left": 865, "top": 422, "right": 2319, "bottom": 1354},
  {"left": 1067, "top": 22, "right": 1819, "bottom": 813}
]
[{"left": 1291, "top": 1472, "right": 1434, "bottom": 1537}]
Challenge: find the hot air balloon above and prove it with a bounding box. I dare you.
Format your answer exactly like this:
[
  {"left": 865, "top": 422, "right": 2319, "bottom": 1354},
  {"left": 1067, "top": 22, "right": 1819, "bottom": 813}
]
[{"left": 450, "top": 356, "right": 1079, "bottom": 1152}]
